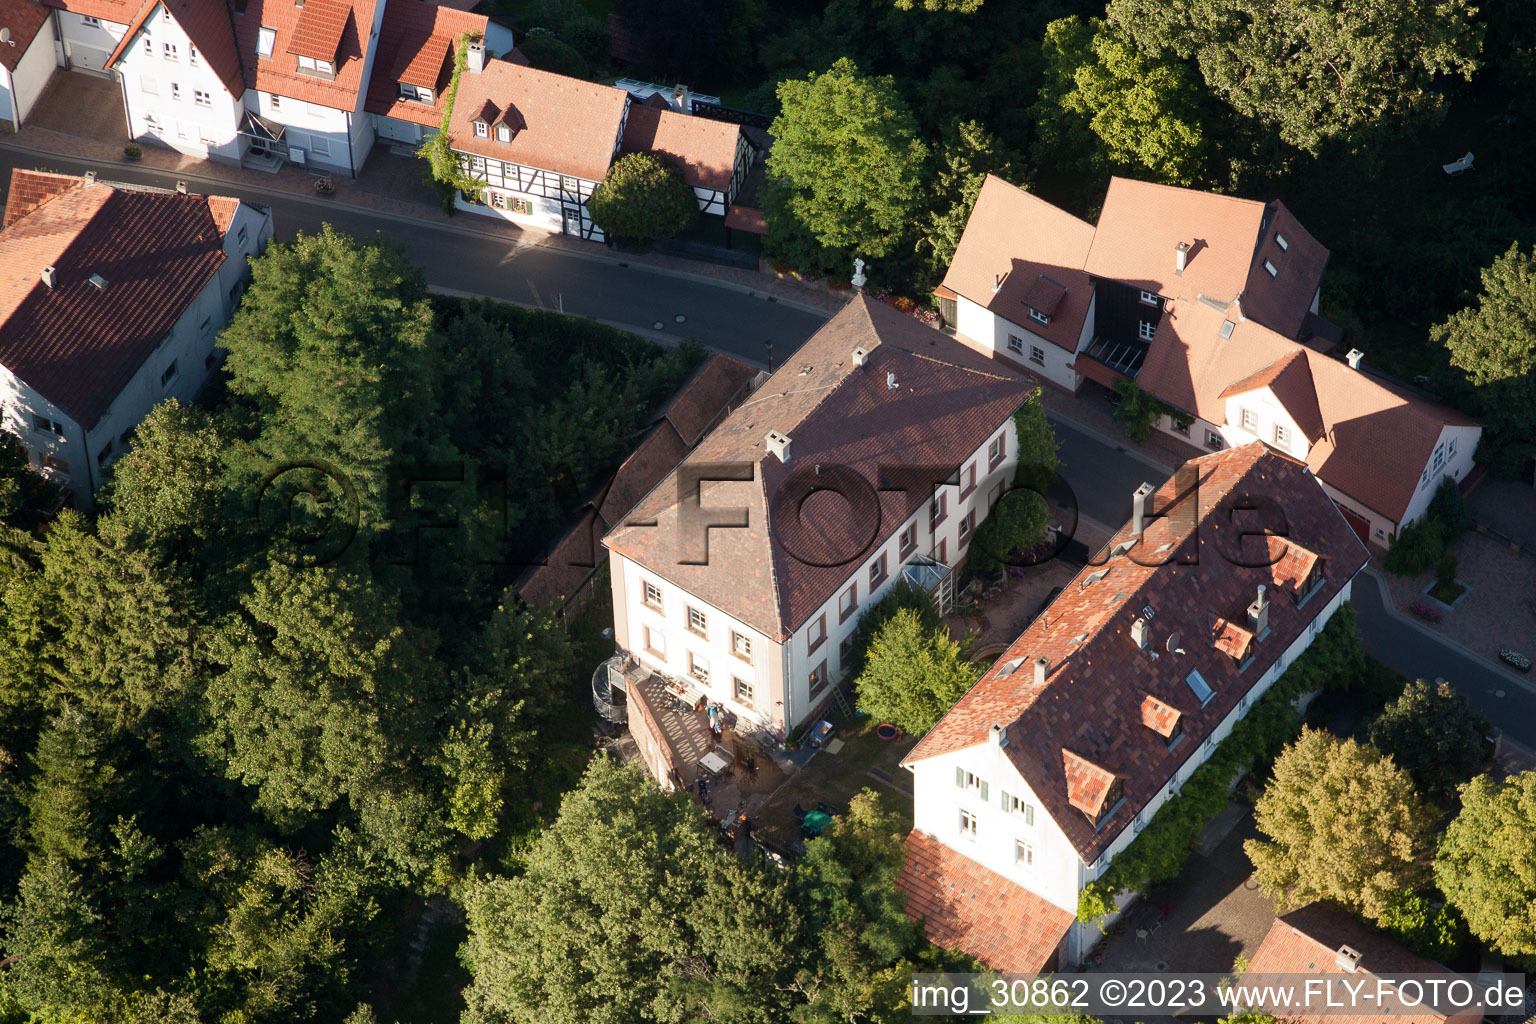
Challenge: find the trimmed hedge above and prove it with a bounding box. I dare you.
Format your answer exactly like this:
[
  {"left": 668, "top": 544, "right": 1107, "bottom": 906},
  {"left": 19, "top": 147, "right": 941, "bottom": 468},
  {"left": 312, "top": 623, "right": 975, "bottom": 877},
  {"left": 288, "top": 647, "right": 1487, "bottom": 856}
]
[{"left": 1077, "top": 605, "right": 1372, "bottom": 923}]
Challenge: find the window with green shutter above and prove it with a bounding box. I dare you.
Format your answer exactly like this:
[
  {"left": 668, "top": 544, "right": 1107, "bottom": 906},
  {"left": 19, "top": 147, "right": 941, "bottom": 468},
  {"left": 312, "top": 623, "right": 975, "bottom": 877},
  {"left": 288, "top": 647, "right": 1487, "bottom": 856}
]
[
  {"left": 979, "top": 780, "right": 989, "bottom": 801},
  {"left": 955, "top": 766, "right": 965, "bottom": 788}
]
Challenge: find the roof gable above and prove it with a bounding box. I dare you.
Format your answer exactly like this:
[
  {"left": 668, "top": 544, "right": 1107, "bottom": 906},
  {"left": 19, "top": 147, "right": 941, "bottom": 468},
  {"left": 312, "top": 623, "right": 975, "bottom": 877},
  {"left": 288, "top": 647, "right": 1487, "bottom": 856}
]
[
  {"left": 619, "top": 103, "right": 742, "bottom": 192},
  {"left": 0, "top": 0, "right": 52, "bottom": 72},
  {"left": 286, "top": 0, "right": 350, "bottom": 61},
  {"left": 105, "top": 0, "right": 247, "bottom": 99},
  {"left": 902, "top": 443, "right": 1370, "bottom": 863},
  {"left": 234, "top": 0, "right": 380, "bottom": 110},
  {"left": 1218, "top": 350, "right": 1326, "bottom": 444},
  {"left": 362, "top": 1, "right": 488, "bottom": 127}
]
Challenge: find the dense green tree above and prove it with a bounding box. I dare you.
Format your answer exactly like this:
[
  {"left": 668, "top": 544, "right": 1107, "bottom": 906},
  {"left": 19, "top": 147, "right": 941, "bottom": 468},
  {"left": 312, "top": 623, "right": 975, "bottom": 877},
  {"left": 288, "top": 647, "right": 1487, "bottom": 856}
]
[
  {"left": 790, "top": 789, "right": 922, "bottom": 1022},
  {"left": 586, "top": 152, "right": 699, "bottom": 244},
  {"left": 612, "top": 0, "right": 736, "bottom": 81},
  {"left": 98, "top": 401, "right": 227, "bottom": 566},
  {"left": 1376, "top": 887, "right": 1468, "bottom": 963},
  {"left": 968, "top": 490, "right": 1050, "bottom": 573},
  {"left": 1107, "top": 0, "right": 1483, "bottom": 154},
  {"left": 516, "top": 28, "right": 591, "bottom": 80},
  {"left": 855, "top": 607, "right": 981, "bottom": 735},
  {"left": 1246, "top": 728, "right": 1432, "bottom": 921},
  {"left": 0, "top": 429, "right": 59, "bottom": 533},
  {"left": 767, "top": 58, "right": 929, "bottom": 261},
  {"left": 1434, "top": 772, "right": 1536, "bottom": 958},
  {"left": 1367, "top": 679, "right": 1489, "bottom": 805},
  {"left": 1013, "top": 389, "right": 1061, "bottom": 489},
  {"left": 0, "top": 857, "right": 126, "bottom": 1021},
  {"left": 459, "top": 758, "right": 799, "bottom": 1024},
  {"left": 917, "top": 121, "right": 1016, "bottom": 282},
  {"left": 1432, "top": 243, "right": 1536, "bottom": 476}
]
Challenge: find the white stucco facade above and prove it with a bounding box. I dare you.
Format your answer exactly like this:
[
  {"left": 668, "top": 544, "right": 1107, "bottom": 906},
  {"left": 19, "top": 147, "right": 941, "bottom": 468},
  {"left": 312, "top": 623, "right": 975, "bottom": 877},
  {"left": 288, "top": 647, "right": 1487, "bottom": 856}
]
[
  {"left": 113, "top": 5, "right": 243, "bottom": 161},
  {"left": 1, "top": 16, "right": 58, "bottom": 128},
  {"left": 54, "top": 9, "right": 127, "bottom": 75},
  {"left": 955, "top": 293, "right": 1093, "bottom": 393}
]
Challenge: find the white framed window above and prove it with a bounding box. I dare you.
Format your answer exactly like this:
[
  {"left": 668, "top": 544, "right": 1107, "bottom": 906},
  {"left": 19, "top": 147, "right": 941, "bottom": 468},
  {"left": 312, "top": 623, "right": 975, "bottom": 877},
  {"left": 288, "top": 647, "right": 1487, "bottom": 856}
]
[
  {"left": 194, "top": 90, "right": 211, "bottom": 107},
  {"left": 988, "top": 433, "right": 1005, "bottom": 470},
  {"left": 686, "top": 605, "right": 707, "bottom": 637},
  {"left": 1138, "top": 320, "right": 1156, "bottom": 341},
  {"left": 869, "top": 552, "right": 887, "bottom": 586},
  {"left": 170, "top": 82, "right": 181, "bottom": 100},
  {"left": 961, "top": 463, "right": 976, "bottom": 495},
  {"left": 1030, "top": 344, "right": 1045, "bottom": 365},
  {"left": 1241, "top": 407, "right": 1258, "bottom": 431},
  {"left": 645, "top": 625, "right": 666, "bottom": 658},
  {"left": 474, "top": 121, "right": 488, "bottom": 138},
  {"left": 959, "top": 808, "right": 978, "bottom": 839},
  {"left": 958, "top": 510, "right": 975, "bottom": 541},
  {"left": 1206, "top": 430, "right": 1224, "bottom": 451},
  {"left": 297, "top": 55, "right": 334, "bottom": 74},
  {"left": 1432, "top": 442, "right": 1446, "bottom": 471},
  {"left": 839, "top": 584, "right": 857, "bottom": 621},
  {"left": 310, "top": 136, "right": 330, "bottom": 157},
  {"left": 808, "top": 660, "right": 828, "bottom": 697},
  {"left": 141, "top": 75, "right": 158, "bottom": 95},
  {"left": 1274, "top": 423, "right": 1290, "bottom": 447},
  {"left": 1007, "top": 334, "right": 1025, "bottom": 355},
  {"left": 490, "top": 192, "right": 506, "bottom": 210},
  {"left": 1263, "top": 259, "right": 1278, "bottom": 277},
  {"left": 930, "top": 492, "right": 947, "bottom": 527},
  {"left": 1001, "top": 791, "right": 1035, "bottom": 826},
  {"left": 1139, "top": 289, "right": 1159, "bottom": 305},
  {"left": 256, "top": 26, "right": 276, "bottom": 58},
  {"left": 1015, "top": 840, "right": 1034, "bottom": 867},
  {"left": 1029, "top": 307, "right": 1049, "bottom": 326},
  {"left": 642, "top": 579, "right": 662, "bottom": 609},
  {"left": 734, "top": 677, "right": 753, "bottom": 706},
  {"left": 495, "top": 125, "right": 511, "bottom": 142},
  {"left": 160, "top": 360, "right": 179, "bottom": 387},
  {"left": 163, "top": 41, "right": 178, "bottom": 60},
  {"left": 808, "top": 613, "right": 826, "bottom": 652},
  {"left": 1448, "top": 437, "right": 1457, "bottom": 459},
  {"left": 143, "top": 36, "right": 152, "bottom": 55},
  {"left": 731, "top": 631, "right": 751, "bottom": 659},
  {"left": 512, "top": 197, "right": 532, "bottom": 215},
  {"left": 189, "top": 44, "right": 198, "bottom": 65},
  {"left": 688, "top": 651, "right": 709, "bottom": 684},
  {"left": 83, "top": 14, "right": 101, "bottom": 26},
  {"left": 899, "top": 522, "right": 917, "bottom": 557},
  {"left": 954, "top": 769, "right": 988, "bottom": 800},
  {"left": 270, "top": 95, "right": 282, "bottom": 111}
]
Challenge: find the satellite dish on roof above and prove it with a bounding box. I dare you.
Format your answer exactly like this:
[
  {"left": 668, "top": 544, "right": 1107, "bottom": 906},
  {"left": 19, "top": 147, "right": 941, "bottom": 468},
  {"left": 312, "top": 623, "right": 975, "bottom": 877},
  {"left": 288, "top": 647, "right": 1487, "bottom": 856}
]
[
  {"left": 1166, "top": 632, "right": 1181, "bottom": 653},
  {"left": 0, "top": 27, "right": 14, "bottom": 45}
]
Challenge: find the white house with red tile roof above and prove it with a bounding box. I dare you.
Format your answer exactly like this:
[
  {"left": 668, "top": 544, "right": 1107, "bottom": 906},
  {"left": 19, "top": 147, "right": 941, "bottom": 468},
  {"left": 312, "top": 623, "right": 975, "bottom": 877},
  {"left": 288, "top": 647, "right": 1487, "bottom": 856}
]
[
  {"left": 0, "top": 0, "right": 57, "bottom": 130},
  {"left": 943, "top": 174, "right": 1481, "bottom": 545},
  {"left": 618, "top": 102, "right": 754, "bottom": 216},
  {"left": 0, "top": 169, "right": 272, "bottom": 503},
  {"left": 42, "top": 0, "right": 138, "bottom": 77},
  {"left": 896, "top": 443, "right": 1369, "bottom": 972},
  {"left": 603, "top": 295, "right": 1036, "bottom": 748}
]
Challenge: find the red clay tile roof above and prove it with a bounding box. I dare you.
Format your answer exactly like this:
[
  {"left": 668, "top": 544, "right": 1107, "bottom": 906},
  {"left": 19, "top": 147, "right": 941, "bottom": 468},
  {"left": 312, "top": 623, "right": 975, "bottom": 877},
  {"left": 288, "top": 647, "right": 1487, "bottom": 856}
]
[
  {"left": 0, "top": 172, "right": 234, "bottom": 429},
  {"left": 207, "top": 194, "right": 241, "bottom": 234},
  {"left": 1062, "top": 749, "right": 1119, "bottom": 817},
  {"left": 1210, "top": 614, "right": 1254, "bottom": 662},
  {"left": 619, "top": 103, "right": 741, "bottom": 192},
  {"left": 903, "top": 443, "right": 1370, "bottom": 862},
  {"left": 468, "top": 96, "right": 498, "bottom": 122},
  {"left": 896, "top": 830, "right": 1074, "bottom": 973},
  {"left": 46, "top": 0, "right": 138, "bottom": 25},
  {"left": 446, "top": 60, "right": 628, "bottom": 182},
  {"left": 515, "top": 507, "right": 606, "bottom": 609},
  {"left": 1021, "top": 274, "right": 1069, "bottom": 317},
  {"left": 605, "top": 294, "right": 1034, "bottom": 640},
  {"left": 1219, "top": 350, "right": 1327, "bottom": 444},
  {"left": 943, "top": 175, "right": 1095, "bottom": 352},
  {"left": 0, "top": 0, "right": 52, "bottom": 72},
  {"left": 362, "top": 2, "right": 487, "bottom": 127},
  {"left": 105, "top": 0, "right": 248, "bottom": 99},
  {"left": 1141, "top": 694, "right": 1181, "bottom": 737},
  {"left": 234, "top": 0, "right": 380, "bottom": 109},
  {"left": 1266, "top": 536, "right": 1321, "bottom": 599},
  {"left": 649, "top": 351, "right": 756, "bottom": 447},
  {"left": 3, "top": 170, "right": 82, "bottom": 228},
  {"left": 1246, "top": 904, "right": 1471, "bottom": 1024},
  {"left": 1138, "top": 298, "right": 1476, "bottom": 522},
  {"left": 596, "top": 423, "right": 690, "bottom": 531},
  {"left": 286, "top": 0, "right": 350, "bottom": 61}
]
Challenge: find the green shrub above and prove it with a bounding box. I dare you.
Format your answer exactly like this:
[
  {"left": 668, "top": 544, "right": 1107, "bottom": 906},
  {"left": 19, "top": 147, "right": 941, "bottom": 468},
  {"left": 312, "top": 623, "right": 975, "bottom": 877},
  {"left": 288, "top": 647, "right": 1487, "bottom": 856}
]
[
  {"left": 124, "top": 143, "right": 142, "bottom": 159},
  {"left": 1378, "top": 888, "right": 1468, "bottom": 963},
  {"left": 1427, "top": 478, "right": 1472, "bottom": 538},
  {"left": 586, "top": 152, "right": 699, "bottom": 244},
  {"left": 1112, "top": 379, "right": 1192, "bottom": 443},
  {"left": 1383, "top": 516, "right": 1448, "bottom": 576}
]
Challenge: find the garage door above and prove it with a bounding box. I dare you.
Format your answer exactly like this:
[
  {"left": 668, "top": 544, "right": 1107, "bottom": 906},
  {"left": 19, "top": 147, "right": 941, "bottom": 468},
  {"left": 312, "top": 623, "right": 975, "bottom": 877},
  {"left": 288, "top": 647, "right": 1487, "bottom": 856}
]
[
  {"left": 376, "top": 117, "right": 421, "bottom": 144},
  {"left": 1339, "top": 505, "right": 1371, "bottom": 544},
  {"left": 69, "top": 44, "right": 113, "bottom": 76}
]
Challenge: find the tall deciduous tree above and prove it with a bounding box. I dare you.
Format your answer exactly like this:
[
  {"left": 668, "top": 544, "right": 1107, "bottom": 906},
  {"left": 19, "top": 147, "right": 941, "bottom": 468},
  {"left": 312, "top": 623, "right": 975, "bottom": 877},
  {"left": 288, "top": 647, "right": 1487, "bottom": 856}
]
[
  {"left": 767, "top": 58, "right": 929, "bottom": 261},
  {"left": 855, "top": 607, "right": 981, "bottom": 735},
  {"left": 587, "top": 152, "right": 698, "bottom": 244},
  {"left": 459, "top": 758, "right": 799, "bottom": 1024},
  {"left": 1434, "top": 772, "right": 1536, "bottom": 958},
  {"left": 1432, "top": 243, "right": 1536, "bottom": 475},
  {"left": 1107, "top": 0, "right": 1483, "bottom": 154},
  {"left": 1367, "top": 679, "right": 1490, "bottom": 805},
  {"left": 917, "top": 121, "right": 1016, "bottom": 281},
  {"left": 1245, "top": 728, "right": 1432, "bottom": 921}
]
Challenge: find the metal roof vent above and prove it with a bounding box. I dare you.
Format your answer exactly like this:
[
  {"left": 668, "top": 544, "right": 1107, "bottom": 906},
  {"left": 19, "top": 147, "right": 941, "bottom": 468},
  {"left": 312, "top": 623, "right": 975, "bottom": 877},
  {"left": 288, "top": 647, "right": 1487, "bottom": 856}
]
[{"left": 88, "top": 273, "right": 108, "bottom": 291}]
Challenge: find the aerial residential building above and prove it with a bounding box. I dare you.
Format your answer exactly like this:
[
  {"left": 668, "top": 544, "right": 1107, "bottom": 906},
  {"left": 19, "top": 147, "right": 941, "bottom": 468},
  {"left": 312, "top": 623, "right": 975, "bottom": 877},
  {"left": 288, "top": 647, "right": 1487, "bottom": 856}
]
[
  {"left": 0, "top": 0, "right": 56, "bottom": 131},
  {"left": 603, "top": 294, "right": 1036, "bottom": 740},
  {"left": 0, "top": 169, "right": 272, "bottom": 503},
  {"left": 618, "top": 101, "right": 753, "bottom": 216},
  {"left": 942, "top": 175, "right": 1481, "bottom": 544},
  {"left": 896, "top": 442, "right": 1370, "bottom": 972}
]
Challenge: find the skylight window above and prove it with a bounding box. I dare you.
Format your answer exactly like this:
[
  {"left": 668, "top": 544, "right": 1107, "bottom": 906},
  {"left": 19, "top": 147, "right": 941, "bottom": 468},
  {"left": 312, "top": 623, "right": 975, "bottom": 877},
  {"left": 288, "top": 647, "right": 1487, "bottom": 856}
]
[
  {"left": 1275, "top": 232, "right": 1288, "bottom": 251},
  {"left": 256, "top": 26, "right": 276, "bottom": 58},
  {"left": 1185, "top": 668, "right": 1215, "bottom": 706},
  {"left": 1263, "top": 259, "right": 1278, "bottom": 278},
  {"left": 1219, "top": 319, "right": 1236, "bottom": 339}
]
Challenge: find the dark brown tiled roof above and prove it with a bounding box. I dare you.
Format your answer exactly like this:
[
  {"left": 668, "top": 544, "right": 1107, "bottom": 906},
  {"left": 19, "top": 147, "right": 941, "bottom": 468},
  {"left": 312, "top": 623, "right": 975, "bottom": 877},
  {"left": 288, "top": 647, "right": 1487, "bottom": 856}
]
[
  {"left": 619, "top": 103, "right": 742, "bottom": 192},
  {"left": 105, "top": 0, "right": 248, "bottom": 99},
  {"left": 286, "top": 0, "right": 350, "bottom": 61},
  {"left": 650, "top": 352, "right": 756, "bottom": 447},
  {"left": 604, "top": 294, "right": 1033, "bottom": 640},
  {"left": 896, "top": 829, "right": 1074, "bottom": 973},
  {"left": 446, "top": 60, "right": 629, "bottom": 182},
  {"left": 0, "top": 0, "right": 52, "bottom": 72},
  {"left": 1246, "top": 904, "right": 1473, "bottom": 1024},
  {"left": 903, "top": 443, "right": 1370, "bottom": 862},
  {"left": 1219, "top": 350, "right": 1326, "bottom": 444},
  {"left": 514, "top": 508, "right": 605, "bottom": 609},
  {"left": 0, "top": 172, "right": 232, "bottom": 429},
  {"left": 1241, "top": 201, "right": 1331, "bottom": 341},
  {"left": 596, "top": 423, "right": 690, "bottom": 530}
]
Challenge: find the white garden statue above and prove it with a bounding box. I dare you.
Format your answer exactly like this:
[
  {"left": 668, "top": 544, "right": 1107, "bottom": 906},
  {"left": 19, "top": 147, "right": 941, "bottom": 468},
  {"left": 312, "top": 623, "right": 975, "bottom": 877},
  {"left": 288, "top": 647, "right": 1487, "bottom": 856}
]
[{"left": 851, "top": 257, "right": 867, "bottom": 290}]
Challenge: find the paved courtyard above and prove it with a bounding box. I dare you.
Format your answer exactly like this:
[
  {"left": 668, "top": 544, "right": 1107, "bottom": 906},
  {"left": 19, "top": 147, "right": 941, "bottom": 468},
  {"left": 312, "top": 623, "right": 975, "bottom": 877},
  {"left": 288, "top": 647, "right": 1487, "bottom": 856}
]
[{"left": 24, "top": 71, "right": 128, "bottom": 145}]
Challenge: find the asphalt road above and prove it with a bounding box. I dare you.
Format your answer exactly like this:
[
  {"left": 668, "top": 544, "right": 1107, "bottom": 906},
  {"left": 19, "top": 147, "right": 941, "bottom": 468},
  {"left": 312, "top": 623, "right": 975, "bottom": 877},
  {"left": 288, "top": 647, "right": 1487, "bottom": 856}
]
[{"left": 0, "top": 146, "right": 828, "bottom": 364}]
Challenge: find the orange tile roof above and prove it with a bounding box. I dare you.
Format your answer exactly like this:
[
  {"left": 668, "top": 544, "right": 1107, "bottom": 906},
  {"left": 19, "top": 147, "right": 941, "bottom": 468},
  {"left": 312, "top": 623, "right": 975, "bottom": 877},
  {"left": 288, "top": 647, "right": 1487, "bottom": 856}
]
[
  {"left": 105, "top": 0, "right": 248, "bottom": 100},
  {"left": 1062, "top": 749, "right": 1118, "bottom": 816},
  {"left": 619, "top": 103, "right": 741, "bottom": 192},
  {"left": 1245, "top": 904, "right": 1475, "bottom": 1024},
  {"left": 1219, "top": 350, "right": 1326, "bottom": 443},
  {"left": 1210, "top": 614, "right": 1254, "bottom": 662},
  {"left": 896, "top": 830, "right": 1074, "bottom": 973},
  {"left": 362, "top": 2, "right": 487, "bottom": 127},
  {"left": 1266, "top": 536, "right": 1321, "bottom": 599},
  {"left": 233, "top": 0, "right": 380, "bottom": 109},
  {"left": 45, "top": 0, "right": 138, "bottom": 25},
  {"left": 1141, "top": 694, "right": 1181, "bottom": 737},
  {"left": 0, "top": 171, "right": 235, "bottom": 429},
  {"left": 903, "top": 443, "right": 1370, "bottom": 863},
  {"left": 943, "top": 175, "right": 1095, "bottom": 352},
  {"left": 286, "top": 0, "right": 350, "bottom": 61},
  {"left": 1139, "top": 298, "right": 1475, "bottom": 522},
  {"left": 446, "top": 60, "right": 628, "bottom": 182},
  {"left": 3, "top": 170, "right": 82, "bottom": 228},
  {"left": 0, "top": 0, "right": 52, "bottom": 72},
  {"left": 604, "top": 295, "right": 1033, "bottom": 640}
]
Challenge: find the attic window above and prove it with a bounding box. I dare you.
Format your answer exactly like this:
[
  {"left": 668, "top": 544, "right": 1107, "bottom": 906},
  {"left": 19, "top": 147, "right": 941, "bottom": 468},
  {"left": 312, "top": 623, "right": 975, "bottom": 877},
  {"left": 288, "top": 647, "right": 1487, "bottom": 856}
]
[
  {"left": 1184, "top": 668, "right": 1215, "bottom": 707},
  {"left": 999, "top": 657, "right": 1026, "bottom": 676},
  {"left": 1275, "top": 232, "right": 1289, "bottom": 251},
  {"left": 474, "top": 121, "right": 488, "bottom": 138},
  {"left": 1219, "top": 319, "right": 1236, "bottom": 340},
  {"left": 257, "top": 26, "right": 276, "bottom": 58},
  {"left": 297, "top": 55, "right": 334, "bottom": 76},
  {"left": 1029, "top": 307, "right": 1050, "bottom": 326},
  {"left": 1263, "top": 259, "right": 1278, "bottom": 278},
  {"left": 495, "top": 125, "right": 511, "bottom": 142}
]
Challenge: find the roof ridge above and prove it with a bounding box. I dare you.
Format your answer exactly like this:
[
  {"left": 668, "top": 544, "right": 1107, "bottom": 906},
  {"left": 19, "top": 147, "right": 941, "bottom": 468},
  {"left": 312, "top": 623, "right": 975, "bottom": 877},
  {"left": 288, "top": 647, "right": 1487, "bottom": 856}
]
[{"left": 1106, "top": 175, "right": 1267, "bottom": 210}]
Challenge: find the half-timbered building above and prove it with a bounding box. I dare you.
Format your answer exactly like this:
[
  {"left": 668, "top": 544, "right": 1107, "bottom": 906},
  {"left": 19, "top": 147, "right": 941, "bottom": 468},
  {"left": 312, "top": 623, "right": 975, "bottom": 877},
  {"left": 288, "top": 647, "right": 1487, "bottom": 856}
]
[{"left": 619, "top": 101, "right": 753, "bottom": 216}]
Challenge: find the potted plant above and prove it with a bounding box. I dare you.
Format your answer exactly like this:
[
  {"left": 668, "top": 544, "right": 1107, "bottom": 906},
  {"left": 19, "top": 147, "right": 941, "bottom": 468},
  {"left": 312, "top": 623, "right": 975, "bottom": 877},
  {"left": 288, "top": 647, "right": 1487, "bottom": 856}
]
[
  {"left": 124, "top": 143, "right": 142, "bottom": 160},
  {"left": 1499, "top": 648, "right": 1531, "bottom": 672}
]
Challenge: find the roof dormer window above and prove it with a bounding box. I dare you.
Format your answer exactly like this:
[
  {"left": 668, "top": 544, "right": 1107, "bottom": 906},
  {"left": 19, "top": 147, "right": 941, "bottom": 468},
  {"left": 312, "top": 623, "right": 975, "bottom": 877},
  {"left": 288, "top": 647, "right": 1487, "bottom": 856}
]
[
  {"left": 256, "top": 26, "right": 275, "bottom": 58},
  {"left": 474, "top": 121, "right": 488, "bottom": 138},
  {"left": 297, "top": 54, "right": 334, "bottom": 76},
  {"left": 1029, "top": 307, "right": 1049, "bottom": 326},
  {"left": 495, "top": 124, "right": 511, "bottom": 142},
  {"left": 1263, "top": 259, "right": 1278, "bottom": 278},
  {"left": 1139, "top": 289, "right": 1159, "bottom": 305}
]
